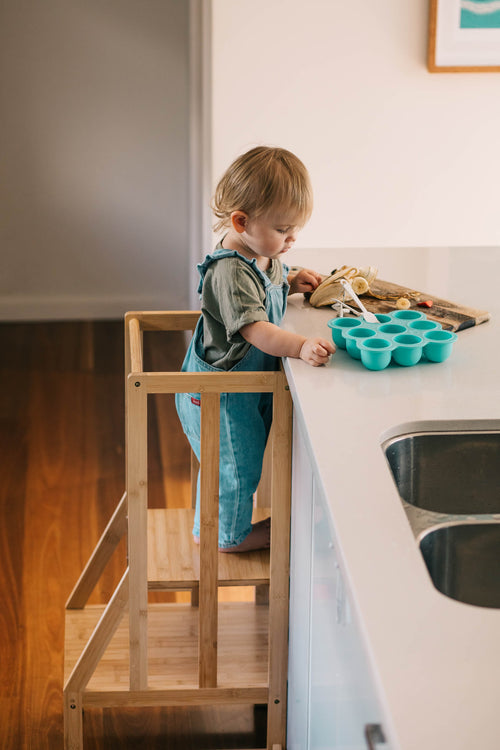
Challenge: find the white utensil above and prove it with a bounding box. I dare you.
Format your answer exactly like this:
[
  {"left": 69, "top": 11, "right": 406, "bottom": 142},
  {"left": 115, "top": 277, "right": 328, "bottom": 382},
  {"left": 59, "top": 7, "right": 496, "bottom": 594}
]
[
  {"left": 340, "top": 279, "right": 378, "bottom": 324},
  {"left": 332, "top": 299, "right": 362, "bottom": 317}
]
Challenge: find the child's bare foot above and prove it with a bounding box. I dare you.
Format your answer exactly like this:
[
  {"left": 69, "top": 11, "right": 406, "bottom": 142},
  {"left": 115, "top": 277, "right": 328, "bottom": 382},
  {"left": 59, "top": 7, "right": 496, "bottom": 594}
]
[
  {"left": 192, "top": 517, "right": 271, "bottom": 553},
  {"left": 220, "top": 517, "right": 271, "bottom": 553}
]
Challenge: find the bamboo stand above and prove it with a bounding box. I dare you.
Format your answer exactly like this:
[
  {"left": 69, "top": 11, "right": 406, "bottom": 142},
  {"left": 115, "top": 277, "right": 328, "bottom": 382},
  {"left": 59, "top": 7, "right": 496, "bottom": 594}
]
[{"left": 63, "top": 311, "right": 293, "bottom": 750}]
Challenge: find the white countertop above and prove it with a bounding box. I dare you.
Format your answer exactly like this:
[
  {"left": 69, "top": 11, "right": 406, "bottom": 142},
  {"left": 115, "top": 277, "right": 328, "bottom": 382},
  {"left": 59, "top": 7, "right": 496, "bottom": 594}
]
[{"left": 282, "top": 247, "right": 500, "bottom": 750}]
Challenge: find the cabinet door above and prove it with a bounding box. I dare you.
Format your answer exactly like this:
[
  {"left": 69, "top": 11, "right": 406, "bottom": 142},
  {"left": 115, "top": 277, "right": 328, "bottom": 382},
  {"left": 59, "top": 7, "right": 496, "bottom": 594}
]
[
  {"left": 309, "top": 480, "right": 388, "bottom": 750},
  {"left": 287, "top": 415, "right": 314, "bottom": 750}
]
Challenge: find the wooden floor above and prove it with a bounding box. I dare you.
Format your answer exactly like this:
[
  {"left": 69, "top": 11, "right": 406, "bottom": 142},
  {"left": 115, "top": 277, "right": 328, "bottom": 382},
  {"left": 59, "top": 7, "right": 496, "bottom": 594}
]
[{"left": 0, "top": 321, "right": 266, "bottom": 749}]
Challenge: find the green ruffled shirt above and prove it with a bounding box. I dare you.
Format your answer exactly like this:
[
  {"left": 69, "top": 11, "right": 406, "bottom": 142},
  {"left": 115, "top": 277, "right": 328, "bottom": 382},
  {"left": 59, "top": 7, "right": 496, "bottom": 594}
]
[{"left": 201, "top": 242, "right": 285, "bottom": 370}]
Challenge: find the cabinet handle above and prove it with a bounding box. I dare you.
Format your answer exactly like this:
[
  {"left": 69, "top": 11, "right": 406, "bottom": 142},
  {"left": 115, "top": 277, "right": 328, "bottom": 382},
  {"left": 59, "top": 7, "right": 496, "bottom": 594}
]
[
  {"left": 364, "top": 723, "right": 386, "bottom": 749},
  {"left": 335, "top": 562, "right": 350, "bottom": 625}
]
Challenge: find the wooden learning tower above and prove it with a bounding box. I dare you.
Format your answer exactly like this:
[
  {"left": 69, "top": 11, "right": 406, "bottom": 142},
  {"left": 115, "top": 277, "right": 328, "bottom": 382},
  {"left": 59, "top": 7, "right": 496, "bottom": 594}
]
[{"left": 63, "top": 311, "right": 293, "bottom": 750}]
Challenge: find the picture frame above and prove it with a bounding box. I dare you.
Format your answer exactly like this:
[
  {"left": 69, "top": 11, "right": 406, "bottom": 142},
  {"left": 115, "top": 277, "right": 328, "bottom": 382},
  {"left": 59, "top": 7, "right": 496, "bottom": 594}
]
[{"left": 428, "top": 0, "right": 500, "bottom": 71}]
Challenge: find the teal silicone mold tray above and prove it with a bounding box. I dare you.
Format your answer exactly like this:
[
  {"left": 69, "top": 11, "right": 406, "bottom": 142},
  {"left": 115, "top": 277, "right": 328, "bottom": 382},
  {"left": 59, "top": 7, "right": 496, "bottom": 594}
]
[{"left": 327, "top": 310, "right": 458, "bottom": 371}]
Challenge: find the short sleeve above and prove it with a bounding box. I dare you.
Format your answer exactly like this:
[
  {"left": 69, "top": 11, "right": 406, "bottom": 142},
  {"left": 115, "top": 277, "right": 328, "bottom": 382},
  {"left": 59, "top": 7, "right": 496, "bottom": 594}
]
[{"left": 203, "top": 259, "right": 269, "bottom": 343}]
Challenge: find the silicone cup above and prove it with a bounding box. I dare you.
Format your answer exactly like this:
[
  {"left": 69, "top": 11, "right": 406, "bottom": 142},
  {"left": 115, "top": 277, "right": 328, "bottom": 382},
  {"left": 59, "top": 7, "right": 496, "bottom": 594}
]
[
  {"left": 423, "top": 329, "right": 458, "bottom": 362},
  {"left": 378, "top": 323, "right": 407, "bottom": 336},
  {"left": 343, "top": 327, "right": 377, "bottom": 359},
  {"left": 330, "top": 311, "right": 456, "bottom": 369},
  {"left": 327, "top": 317, "right": 362, "bottom": 349},
  {"left": 391, "top": 309, "right": 426, "bottom": 322},
  {"left": 408, "top": 319, "right": 442, "bottom": 333},
  {"left": 392, "top": 333, "right": 424, "bottom": 366},
  {"left": 357, "top": 336, "right": 395, "bottom": 371}
]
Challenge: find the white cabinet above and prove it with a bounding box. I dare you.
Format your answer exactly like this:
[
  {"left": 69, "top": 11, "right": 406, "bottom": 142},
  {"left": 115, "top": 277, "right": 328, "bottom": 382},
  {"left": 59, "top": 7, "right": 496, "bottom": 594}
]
[
  {"left": 288, "top": 415, "right": 389, "bottom": 750},
  {"left": 287, "top": 419, "right": 314, "bottom": 750}
]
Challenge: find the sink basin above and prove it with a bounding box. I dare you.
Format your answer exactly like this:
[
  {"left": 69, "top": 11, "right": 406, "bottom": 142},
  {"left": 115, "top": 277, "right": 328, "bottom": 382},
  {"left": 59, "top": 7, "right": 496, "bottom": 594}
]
[
  {"left": 383, "top": 430, "right": 500, "bottom": 515},
  {"left": 420, "top": 523, "right": 500, "bottom": 608}
]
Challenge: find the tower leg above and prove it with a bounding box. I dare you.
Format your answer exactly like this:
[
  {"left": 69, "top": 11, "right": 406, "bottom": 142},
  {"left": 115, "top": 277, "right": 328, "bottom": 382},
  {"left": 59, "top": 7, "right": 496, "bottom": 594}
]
[{"left": 64, "top": 690, "right": 83, "bottom": 750}]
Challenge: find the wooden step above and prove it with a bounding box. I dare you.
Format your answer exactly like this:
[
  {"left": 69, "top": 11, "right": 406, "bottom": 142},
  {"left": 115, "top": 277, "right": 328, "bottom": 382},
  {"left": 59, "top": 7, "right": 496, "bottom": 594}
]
[
  {"left": 64, "top": 602, "right": 269, "bottom": 704},
  {"left": 147, "top": 508, "right": 270, "bottom": 589}
]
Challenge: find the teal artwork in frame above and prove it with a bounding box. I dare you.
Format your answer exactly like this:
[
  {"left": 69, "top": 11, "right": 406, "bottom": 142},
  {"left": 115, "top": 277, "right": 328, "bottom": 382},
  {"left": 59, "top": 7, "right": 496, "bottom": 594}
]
[
  {"left": 428, "top": 0, "right": 500, "bottom": 70},
  {"left": 461, "top": 0, "right": 500, "bottom": 28}
]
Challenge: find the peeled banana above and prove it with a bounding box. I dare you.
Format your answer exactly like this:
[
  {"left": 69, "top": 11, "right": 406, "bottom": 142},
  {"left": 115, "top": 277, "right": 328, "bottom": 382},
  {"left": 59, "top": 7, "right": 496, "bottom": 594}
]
[{"left": 351, "top": 276, "right": 369, "bottom": 295}]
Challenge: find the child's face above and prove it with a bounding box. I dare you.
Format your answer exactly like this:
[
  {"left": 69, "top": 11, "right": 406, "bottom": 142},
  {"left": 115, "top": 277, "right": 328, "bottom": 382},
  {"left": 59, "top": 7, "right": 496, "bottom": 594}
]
[{"left": 239, "top": 211, "right": 301, "bottom": 261}]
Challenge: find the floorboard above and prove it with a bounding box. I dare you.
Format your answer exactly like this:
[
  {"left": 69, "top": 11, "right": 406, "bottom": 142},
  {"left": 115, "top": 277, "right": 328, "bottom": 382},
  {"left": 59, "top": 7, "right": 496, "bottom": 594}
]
[{"left": 0, "top": 321, "right": 266, "bottom": 749}]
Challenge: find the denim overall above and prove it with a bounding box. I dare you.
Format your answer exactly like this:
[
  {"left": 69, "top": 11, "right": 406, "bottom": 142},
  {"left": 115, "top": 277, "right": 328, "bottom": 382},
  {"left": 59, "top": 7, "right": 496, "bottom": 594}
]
[{"left": 175, "top": 249, "right": 289, "bottom": 548}]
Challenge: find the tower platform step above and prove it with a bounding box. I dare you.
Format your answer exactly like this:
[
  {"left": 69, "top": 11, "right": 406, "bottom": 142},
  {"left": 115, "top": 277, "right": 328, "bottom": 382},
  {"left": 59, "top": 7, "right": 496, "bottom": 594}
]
[
  {"left": 64, "top": 601, "right": 269, "bottom": 703},
  {"left": 147, "top": 508, "right": 270, "bottom": 589}
]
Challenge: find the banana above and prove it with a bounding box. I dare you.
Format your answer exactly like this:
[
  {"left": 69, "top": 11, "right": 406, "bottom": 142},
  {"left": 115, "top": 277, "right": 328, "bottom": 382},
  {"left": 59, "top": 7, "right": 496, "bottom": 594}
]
[
  {"left": 308, "top": 265, "right": 378, "bottom": 308},
  {"left": 396, "top": 297, "right": 411, "bottom": 310},
  {"left": 351, "top": 276, "right": 369, "bottom": 295},
  {"left": 357, "top": 266, "right": 378, "bottom": 284}
]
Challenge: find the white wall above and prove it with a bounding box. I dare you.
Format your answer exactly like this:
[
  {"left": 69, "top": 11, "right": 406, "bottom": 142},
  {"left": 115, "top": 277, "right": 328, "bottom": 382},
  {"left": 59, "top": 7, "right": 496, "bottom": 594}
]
[
  {"left": 0, "top": 0, "right": 190, "bottom": 320},
  {"left": 211, "top": 0, "right": 500, "bottom": 249}
]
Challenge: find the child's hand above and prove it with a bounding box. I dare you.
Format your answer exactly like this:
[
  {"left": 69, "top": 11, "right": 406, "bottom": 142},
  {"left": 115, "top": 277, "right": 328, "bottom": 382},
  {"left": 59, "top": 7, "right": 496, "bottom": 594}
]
[
  {"left": 289, "top": 267, "right": 324, "bottom": 295},
  {"left": 299, "top": 337, "right": 336, "bottom": 367}
]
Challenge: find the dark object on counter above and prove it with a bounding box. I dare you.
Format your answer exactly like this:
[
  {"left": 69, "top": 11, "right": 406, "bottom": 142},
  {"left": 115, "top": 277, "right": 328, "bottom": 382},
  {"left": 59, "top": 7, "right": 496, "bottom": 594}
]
[{"left": 364, "top": 279, "right": 490, "bottom": 332}]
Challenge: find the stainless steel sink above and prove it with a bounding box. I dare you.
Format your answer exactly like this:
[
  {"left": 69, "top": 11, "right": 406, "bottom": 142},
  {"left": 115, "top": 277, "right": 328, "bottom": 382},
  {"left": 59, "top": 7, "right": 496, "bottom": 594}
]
[
  {"left": 383, "top": 430, "right": 500, "bottom": 515},
  {"left": 420, "top": 523, "right": 500, "bottom": 608}
]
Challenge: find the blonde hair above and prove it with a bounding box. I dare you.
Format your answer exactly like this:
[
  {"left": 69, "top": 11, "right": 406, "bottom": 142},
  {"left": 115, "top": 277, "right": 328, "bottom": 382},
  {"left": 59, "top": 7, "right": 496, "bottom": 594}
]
[{"left": 212, "top": 146, "right": 313, "bottom": 234}]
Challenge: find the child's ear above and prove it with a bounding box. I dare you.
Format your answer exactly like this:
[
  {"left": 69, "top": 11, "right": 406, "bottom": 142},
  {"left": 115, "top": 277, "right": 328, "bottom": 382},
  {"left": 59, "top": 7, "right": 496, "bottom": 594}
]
[{"left": 230, "top": 211, "right": 248, "bottom": 234}]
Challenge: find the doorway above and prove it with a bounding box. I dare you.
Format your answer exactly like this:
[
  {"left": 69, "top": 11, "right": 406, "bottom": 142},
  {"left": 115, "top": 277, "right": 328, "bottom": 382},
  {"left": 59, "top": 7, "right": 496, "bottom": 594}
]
[{"left": 0, "top": 0, "right": 211, "bottom": 319}]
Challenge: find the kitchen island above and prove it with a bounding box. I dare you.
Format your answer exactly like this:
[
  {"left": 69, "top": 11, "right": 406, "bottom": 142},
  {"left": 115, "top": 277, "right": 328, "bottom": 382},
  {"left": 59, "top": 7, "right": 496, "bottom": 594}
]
[{"left": 281, "top": 247, "right": 500, "bottom": 750}]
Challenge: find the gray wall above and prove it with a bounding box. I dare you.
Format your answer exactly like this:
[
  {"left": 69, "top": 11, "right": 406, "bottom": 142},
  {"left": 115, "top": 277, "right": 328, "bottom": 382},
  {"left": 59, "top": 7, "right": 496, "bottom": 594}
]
[{"left": 1, "top": 0, "right": 190, "bottom": 320}]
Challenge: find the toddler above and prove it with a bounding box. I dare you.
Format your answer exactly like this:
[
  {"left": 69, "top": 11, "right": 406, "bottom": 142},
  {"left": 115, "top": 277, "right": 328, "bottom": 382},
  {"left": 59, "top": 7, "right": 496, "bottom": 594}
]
[{"left": 175, "top": 146, "right": 335, "bottom": 552}]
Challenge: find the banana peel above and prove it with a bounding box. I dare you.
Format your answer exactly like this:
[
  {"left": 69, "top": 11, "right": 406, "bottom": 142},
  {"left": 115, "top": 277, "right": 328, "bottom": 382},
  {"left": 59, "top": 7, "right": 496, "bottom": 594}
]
[
  {"left": 308, "top": 265, "right": 378, "bottom": 308},
  {"left": 301, "top": 263, "right": 420, "bottom": 308}
]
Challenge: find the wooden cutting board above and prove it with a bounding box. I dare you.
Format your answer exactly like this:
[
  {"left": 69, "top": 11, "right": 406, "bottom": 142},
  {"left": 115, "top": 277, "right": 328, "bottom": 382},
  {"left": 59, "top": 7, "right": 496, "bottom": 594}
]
[{"left": 364, "top": 278, "right": 490, "bottom": 332}]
